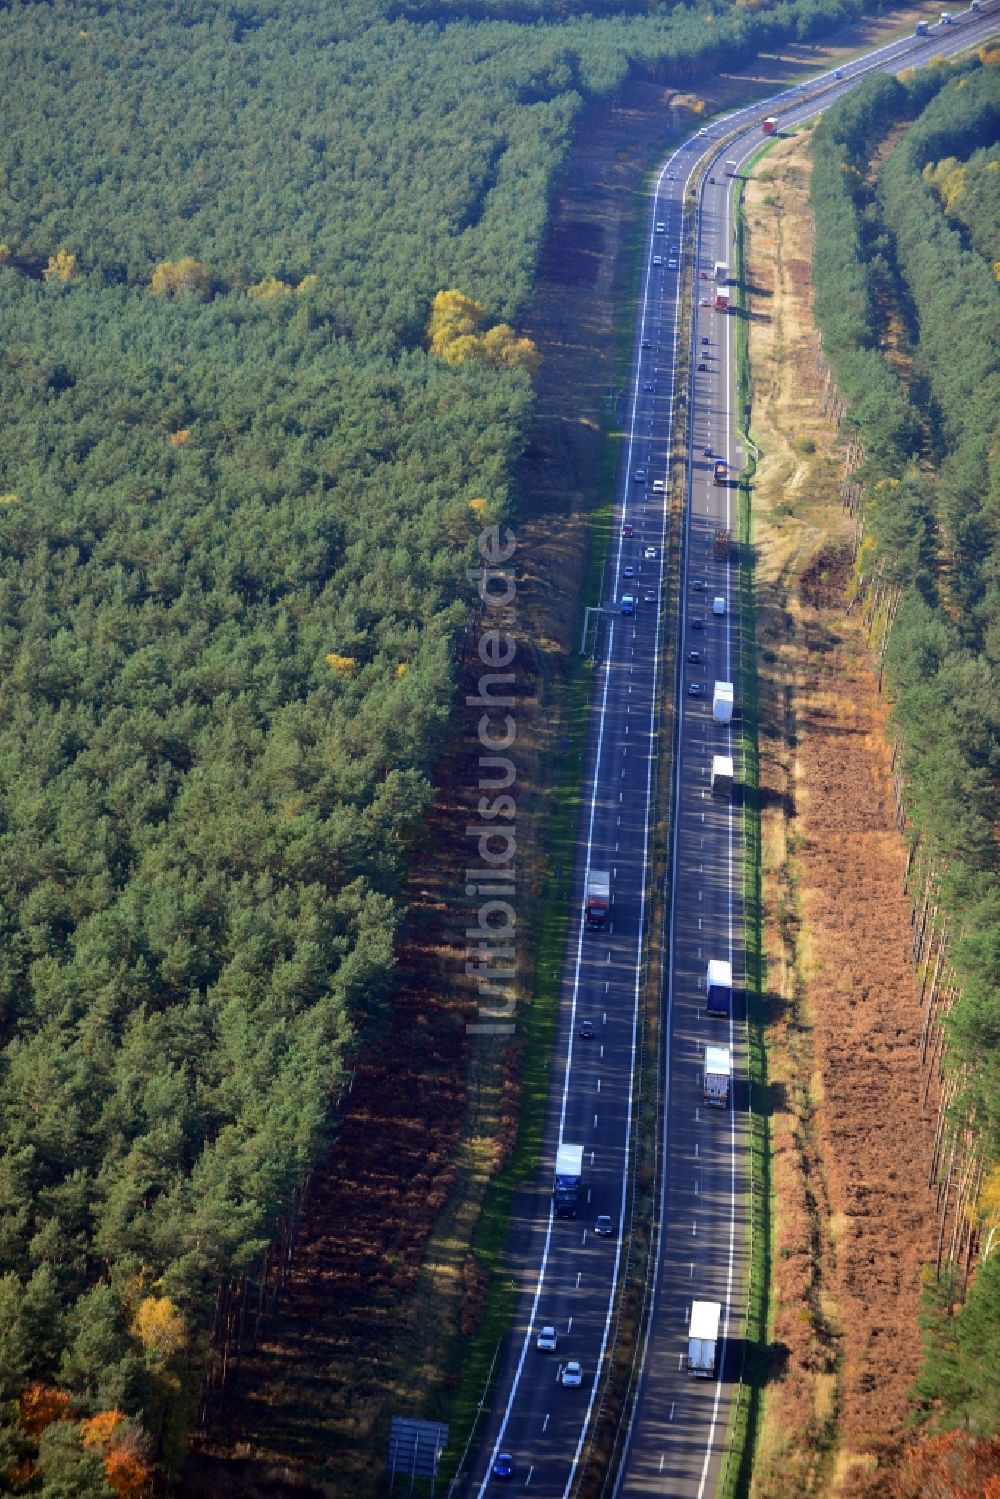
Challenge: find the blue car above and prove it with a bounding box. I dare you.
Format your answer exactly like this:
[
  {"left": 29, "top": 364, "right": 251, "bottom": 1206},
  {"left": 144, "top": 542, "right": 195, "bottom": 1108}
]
[{"left": 493, "top": 1451, "right": 514, "bottom": 1480}]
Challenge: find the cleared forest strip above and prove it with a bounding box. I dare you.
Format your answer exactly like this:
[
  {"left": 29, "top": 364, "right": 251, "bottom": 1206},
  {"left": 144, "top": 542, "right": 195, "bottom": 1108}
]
[{"left": 743, "top": 131, "right": 938, "bottom": 1497}]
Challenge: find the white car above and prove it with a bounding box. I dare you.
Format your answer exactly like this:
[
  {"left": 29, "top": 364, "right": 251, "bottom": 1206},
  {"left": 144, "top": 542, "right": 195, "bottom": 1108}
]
[
  {"left": 644, "top": 546, "right": 657, "bottom": 559},
  {"left": 655, "top": 221, "right": 666, "bottom": 233},
  {"left": 713, "top": 596, "right": 726, "bottom": 615},
  {"left": 652, "top": 254, "right": 663, "bottom": 266},
  {"left": 634, "top": 468, "right": 646, "bottom": 482},
  {"left": 537, "top": 1325, "right": 557, "bottom": 1352},
  {"left": 561, "top": 1361, "right": 584, "bottom": 1388}
]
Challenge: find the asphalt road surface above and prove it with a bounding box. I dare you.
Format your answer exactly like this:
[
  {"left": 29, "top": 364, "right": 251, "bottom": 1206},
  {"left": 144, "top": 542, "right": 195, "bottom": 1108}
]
[{"left": 467, "top": 7, "right": 998, "bottom": 1495}]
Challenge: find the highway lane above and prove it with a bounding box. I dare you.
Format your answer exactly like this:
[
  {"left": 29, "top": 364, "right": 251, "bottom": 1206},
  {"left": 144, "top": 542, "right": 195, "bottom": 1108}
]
[
  {"left": 467, "top": 6, "right": 999, "bottom": 1494},
  {"left": 469, "top": 144, "right": 691, "bottom": 1495},
  {"left": 618, "top": 6, "right": 999, "bottom": 1495}
]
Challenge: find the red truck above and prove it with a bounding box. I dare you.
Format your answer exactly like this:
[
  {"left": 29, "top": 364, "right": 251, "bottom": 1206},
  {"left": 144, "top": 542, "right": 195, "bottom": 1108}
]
[{"left": 585, "top": 870, "right": 610, "bottom": 929}]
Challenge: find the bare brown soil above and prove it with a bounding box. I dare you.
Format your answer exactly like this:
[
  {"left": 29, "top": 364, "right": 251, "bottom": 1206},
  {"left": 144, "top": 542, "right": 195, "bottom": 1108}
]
[{"left": 745, "top": 132, "right": 939, "bottom": 1497}]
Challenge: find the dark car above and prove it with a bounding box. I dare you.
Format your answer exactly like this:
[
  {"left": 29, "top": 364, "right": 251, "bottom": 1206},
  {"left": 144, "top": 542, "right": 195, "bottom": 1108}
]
[
  {"left": 643, "top": 380, "right": 654, "bottom": 392},
  {"left": 701, "top": 336, "right": 710, "bottom": 346},
  {"left": 644, "top": 588, "right": 657, "bottom": 602},
  {"left": 708, "top": 175, "right": 716, "bottom": 184},
  {"left": 691, "top": 578, "right": 705, "bottom": 591},
  {"left": 594, "top": 1214, "right": 614, "bottom": 1236},
  {"left": 690, "top": 615, "right": 704, "bottom": 629},
  {"left": 688, "top": 681, "right": 702, "bottom": 697},
  {"left": 687, "top": 649, "right": 701, "bottom": 663},
  {"left": 493, "top": 1452, "right": 514, "bottom": 1480},
  {"left": 621, "top": 522, "right": 634, "bottom": 538},
  {"left": 580, "top": 1018, "right": 595, "bottom": 1039},
  {"left": 697, "top": 361, "right": 708, "bottom": 372},
  {"left": 702, "top": 445, "right": 713, "bottom": 457},
  {"left": 641, "top": 337, "right": 651, "bottom": 348}
]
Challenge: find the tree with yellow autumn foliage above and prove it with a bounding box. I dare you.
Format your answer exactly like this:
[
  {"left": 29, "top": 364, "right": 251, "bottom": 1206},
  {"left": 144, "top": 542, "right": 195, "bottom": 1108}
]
[
  {"left": 923, "top": 155, "right": 967, "bottom": 212},
  {"left": 427, "top": 289, "right": 539, "bottom": 375},
  {"left": 427, "top": 288, "right": 484, "bottom": 357},
  {"left": 149, "top": 257, "right": 212, "bottom": 298},
  {"left": 325, "top": 652, "right": 356, "bottom": 676},
  {"left": 247, "top": 273, "right": 318, "bottom": 300},
  {"left": 479, "top": 322, "right": 542, "bottom": 377},
  {"left": 132, "top": 1296, "right": 187, "bottom": 1366},
  {"left": 43, "top": 248, "right": 79, "bottom": 282},
  {"left": 247, "top": 275, "right": 293, "bottom": 300}
]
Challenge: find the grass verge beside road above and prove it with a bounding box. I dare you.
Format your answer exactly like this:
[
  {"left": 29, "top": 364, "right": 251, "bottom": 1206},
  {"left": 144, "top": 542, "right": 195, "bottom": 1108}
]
[{"left": 715, "top": 161, "right": 771, "bottom": 1499}]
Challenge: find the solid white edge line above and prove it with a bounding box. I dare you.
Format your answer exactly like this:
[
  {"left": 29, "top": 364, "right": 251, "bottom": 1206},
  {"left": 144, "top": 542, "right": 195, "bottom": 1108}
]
[
  {"left": 479, "top": 154, "right": 680, "bottom": 1473},
  {"left": 477, "top": 614, "right": 618, "bottom": 1496},
  {"left": 564, "top": 142, "right": 688, "bottom": 1498},
  {"left": 695, "top": 159, "right": 738, "bottom": 1499},
  {"left": 609, "top": 146, "right": 691, "bottom": 1496}
]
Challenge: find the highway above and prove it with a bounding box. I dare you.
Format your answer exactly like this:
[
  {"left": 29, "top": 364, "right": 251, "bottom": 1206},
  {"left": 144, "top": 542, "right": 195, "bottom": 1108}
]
[{"left": 467, "top": 6, "right": 999, "bottom": 1495}]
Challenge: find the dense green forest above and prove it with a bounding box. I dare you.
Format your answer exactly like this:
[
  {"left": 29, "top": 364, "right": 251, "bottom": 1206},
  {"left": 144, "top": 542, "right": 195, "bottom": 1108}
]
[
  {"left": 0, "top": 0, "right": 913, "bottom": 1488},
  {"left": 809, "top": 52, "right": 1000, "bottom": 1450}
]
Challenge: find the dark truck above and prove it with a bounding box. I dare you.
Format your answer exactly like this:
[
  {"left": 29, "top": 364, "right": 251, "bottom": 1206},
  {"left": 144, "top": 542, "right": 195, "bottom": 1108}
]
[{"left": 554, "top": 1144, "right": 584, "bottom": 1218}]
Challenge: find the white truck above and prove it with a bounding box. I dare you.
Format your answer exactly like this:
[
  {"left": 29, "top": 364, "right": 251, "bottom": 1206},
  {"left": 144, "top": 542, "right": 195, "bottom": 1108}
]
[
  {"left": 706, "top": 958, "right": 733, "bottom": 1017},
  {"left": 711, "top": 753, "right": 734, "bottom": 798},
  {"left": 554, "top": 1144, "right": 584, "bottom": 1218},
  {"left": 712, "top": 682, "right": 734, "bottom": 725},
  {"left": 585, "top": 870, "right": 610, "bottom": 930},
  {"left": 688, "top": 1300, "right": 722, "bottom": 1376},
  {"left": 713, "top": 260, "right": 729, "bottom": 283},
  {"left": 704, "top": 1045, "right": 732, "bottom": 1107}
]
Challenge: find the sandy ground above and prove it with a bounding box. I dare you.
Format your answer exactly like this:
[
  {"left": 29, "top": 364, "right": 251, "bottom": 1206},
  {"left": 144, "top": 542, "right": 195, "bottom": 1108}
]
[{"left": 744, "top": 132, "right": 939, "bottom": 1497}]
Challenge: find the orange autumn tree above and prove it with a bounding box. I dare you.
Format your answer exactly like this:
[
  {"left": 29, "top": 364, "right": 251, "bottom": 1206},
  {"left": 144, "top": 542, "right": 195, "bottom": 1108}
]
[
  {"left": 889, "top": 1431, "right": 1000, "bottom": 1498},
  {"left": 81, "top": 1411, "right": 153, "bottom": 1499},
  {"left": 17, "top": 1384, "right": 73, "bottom": 1436}
]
